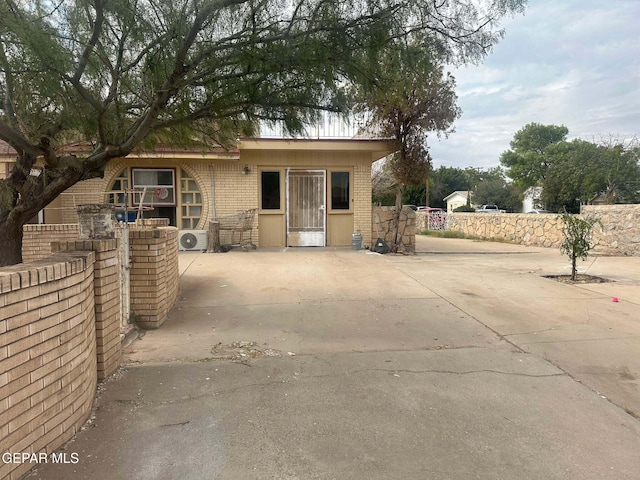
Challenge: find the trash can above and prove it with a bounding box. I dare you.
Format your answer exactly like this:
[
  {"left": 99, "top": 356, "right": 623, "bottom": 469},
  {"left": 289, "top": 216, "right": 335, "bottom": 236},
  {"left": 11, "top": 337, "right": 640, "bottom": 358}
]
[{"left": 351, "top": 232, "right": 363, "bottom": 250}]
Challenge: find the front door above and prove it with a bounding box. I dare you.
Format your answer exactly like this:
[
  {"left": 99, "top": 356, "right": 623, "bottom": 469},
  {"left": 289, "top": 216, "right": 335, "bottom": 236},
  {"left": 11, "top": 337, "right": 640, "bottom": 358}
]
[{"left": 286, "top": 170, "right": 326, "bottom": 246}]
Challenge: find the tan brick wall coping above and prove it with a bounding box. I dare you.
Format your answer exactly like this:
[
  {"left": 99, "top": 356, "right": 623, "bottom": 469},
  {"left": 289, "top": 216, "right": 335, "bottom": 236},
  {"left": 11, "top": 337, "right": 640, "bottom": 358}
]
[{"left": 0, "top": 251, "right": 94, "bottom": 295}]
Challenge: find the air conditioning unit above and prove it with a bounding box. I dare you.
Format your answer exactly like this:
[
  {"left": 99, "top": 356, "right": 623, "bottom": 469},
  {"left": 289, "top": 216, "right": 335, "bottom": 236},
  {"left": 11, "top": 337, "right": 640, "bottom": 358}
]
[{"left": 178, "top": 230, "right": 208, "bottom": 251}]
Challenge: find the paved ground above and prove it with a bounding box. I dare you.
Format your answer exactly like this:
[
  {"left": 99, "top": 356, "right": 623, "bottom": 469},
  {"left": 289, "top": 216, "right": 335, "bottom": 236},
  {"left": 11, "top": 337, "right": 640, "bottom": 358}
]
[{"left": 30, "top": 237, "right": 640, "bottom": 479}]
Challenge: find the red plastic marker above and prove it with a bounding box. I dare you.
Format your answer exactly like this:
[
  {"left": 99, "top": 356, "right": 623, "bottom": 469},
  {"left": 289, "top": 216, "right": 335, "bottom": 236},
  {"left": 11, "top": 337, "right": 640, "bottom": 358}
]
[{"left": 612, "top": 297, "right": 619, "bottom": 303}]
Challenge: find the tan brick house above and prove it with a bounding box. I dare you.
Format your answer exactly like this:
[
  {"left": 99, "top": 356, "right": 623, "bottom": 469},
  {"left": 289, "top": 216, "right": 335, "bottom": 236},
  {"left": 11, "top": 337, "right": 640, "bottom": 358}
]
[{"left": 1, "top": 138, "right": 394, "bottom": 248}]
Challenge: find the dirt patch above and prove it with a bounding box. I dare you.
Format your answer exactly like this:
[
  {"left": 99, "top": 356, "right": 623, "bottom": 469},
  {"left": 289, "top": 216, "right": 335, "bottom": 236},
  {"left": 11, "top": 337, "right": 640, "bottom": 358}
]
[
  {"left": 543, "top": 274, "right": 612, "bottom": 284},
  {"left": 619, "top": 366, "right": 637, "bottom": 381},
  {"left": 210, "top": 341, "right": 283, "bottom": 362}
]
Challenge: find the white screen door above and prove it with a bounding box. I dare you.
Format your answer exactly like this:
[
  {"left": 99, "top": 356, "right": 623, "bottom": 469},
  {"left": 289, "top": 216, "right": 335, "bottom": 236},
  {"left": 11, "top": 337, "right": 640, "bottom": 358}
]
[{"left": 286, "top": 170, "right": 326, "bottom": 246}]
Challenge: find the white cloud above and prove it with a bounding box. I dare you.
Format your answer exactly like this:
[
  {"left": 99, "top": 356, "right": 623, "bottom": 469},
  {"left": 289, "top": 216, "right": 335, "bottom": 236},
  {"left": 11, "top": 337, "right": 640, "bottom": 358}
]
[{"left": 429, "top": 0, "right": 640, "bottom": 170}]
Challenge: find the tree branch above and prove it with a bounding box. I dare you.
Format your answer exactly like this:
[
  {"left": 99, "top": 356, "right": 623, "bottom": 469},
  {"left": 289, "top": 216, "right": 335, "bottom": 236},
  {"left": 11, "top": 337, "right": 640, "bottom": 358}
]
[
  {"left": 72, "top": 0, "right": 106, "bottom": 83},
  {"left": 0, "top": 121, "right": 41, "bottom": 157}
]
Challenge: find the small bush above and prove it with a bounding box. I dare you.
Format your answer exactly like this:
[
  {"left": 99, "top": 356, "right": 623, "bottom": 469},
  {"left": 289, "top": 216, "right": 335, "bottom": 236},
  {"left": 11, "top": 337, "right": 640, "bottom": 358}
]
[
  {"left": 453, "top": 205, "right": 475, "bottom": 212},
  {"left": 560, "top": 212, "right": 600, "bottom": 281}
]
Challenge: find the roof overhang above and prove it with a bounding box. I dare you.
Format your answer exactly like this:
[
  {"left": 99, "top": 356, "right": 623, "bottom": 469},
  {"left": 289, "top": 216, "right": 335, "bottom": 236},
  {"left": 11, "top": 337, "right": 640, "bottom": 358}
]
[
  {"left": 238, "top": 137, "right": 396, "bottom": 163},
  {"left": 125, "top": 148, "right": 239, "bottom": 161}
]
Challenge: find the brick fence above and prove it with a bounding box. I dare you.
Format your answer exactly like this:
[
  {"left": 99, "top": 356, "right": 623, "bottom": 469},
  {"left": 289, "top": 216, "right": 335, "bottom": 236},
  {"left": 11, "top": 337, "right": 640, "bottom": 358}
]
[
  {"left": 51, "top": 240, "right": 122, "bottom": 379},
  {"left": 22, "top": 224, "right": 79, "bottom": 263},
  {"left": 21, "top": 222, "right": 179, "bottom": 328},
  {"left": 0, "top": 250, "right": 101, "bottom": 480},
  {"left": 129, "top": 227, "right": 179, "bottom": 329},
  {"left": 0, "top": 222, "right": 179, "bottom": 479}
]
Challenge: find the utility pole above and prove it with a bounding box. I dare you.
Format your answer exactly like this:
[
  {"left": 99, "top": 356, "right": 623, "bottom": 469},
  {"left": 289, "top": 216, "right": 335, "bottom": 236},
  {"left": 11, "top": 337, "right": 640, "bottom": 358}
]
[{"left": 425, "top": 169, "right": 430, "bottom": 207}]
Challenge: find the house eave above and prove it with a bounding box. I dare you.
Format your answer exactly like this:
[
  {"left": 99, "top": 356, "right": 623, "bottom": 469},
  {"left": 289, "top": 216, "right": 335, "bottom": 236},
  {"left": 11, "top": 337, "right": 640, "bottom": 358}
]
[{"left": 238, "top": 137, "right": 396, "bottom": 162}]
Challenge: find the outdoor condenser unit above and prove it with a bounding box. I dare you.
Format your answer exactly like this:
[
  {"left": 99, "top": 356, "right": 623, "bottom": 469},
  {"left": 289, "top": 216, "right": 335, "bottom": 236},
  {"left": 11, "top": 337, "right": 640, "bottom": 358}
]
[{"left": 178, "top": 230, "right": 208, "bottom": 251}]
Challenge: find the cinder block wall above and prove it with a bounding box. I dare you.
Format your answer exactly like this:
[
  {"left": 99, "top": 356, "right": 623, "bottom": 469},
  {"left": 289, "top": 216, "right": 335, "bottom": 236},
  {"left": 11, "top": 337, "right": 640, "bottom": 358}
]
[
  {"left": 129, "top": 226, "right": 179, "bottom": 329},
  {"left": 0, "top": 252, "right": 97, "bottom": 480},
  {"left": 22, "top": 224, "right": 79, "bottom": 263}
]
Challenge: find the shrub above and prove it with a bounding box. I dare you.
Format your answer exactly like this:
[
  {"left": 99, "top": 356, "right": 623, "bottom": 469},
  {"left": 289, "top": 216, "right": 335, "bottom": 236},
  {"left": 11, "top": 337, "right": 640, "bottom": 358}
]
[
  {"left": 453, "top": 205, "right": 475, "bottom": 212},
  {"left": 560, "top": 212, "right": 599, "bottom": 281}
]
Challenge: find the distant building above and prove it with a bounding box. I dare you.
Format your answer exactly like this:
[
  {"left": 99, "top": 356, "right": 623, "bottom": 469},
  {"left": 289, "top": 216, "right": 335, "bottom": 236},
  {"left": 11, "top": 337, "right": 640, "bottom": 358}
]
[
  {"left": 444, "top": 191, "right": 475, "bottom": 213},
  {"left": 522, "top": 186, "right": 543, "bottom": 212}
]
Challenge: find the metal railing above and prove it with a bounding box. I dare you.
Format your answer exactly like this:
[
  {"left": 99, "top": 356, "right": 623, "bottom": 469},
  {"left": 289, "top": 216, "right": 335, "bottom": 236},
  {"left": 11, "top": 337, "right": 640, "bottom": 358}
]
[{"left": 259, "top": 113, "right": 382, "bottom": 139}]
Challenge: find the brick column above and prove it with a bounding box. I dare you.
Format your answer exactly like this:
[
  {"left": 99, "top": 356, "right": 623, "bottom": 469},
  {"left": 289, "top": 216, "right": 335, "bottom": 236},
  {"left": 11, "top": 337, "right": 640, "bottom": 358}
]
[
  {"left": 52, "top": 239, "right": 122, "bottom": 380},
  {"left": 129, "top": 227, "right": 179, "bottom": 329}
]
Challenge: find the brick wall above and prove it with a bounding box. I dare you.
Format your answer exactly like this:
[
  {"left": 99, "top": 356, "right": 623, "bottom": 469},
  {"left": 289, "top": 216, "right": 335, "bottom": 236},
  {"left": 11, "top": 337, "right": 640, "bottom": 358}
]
[
  {"left": 51, "top": 240, "right": 122, "bottom": 380},
  {"left": 22, "top": 225, "right": 79, "bottom": 263},
  {"left": 22, "top": 222, "right": 180, "bottom": 330},
  {"left": 0, "top": 252, "right": 97, "bottom": 480},
  {"left": 129, "top": 226, "right": 179, "bottom": 329},
  {"left": 59, "top": 178, "right": 105, "bottom": 224},
  {"left": 354, "top": 160, "right": 373, "bottom": 247}
]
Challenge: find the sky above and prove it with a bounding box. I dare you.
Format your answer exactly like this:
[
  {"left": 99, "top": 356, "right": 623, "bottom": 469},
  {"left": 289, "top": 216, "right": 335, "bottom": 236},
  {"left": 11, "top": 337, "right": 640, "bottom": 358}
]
[{"left": 427, "top": 0, "right": 640, "bottom": 170}]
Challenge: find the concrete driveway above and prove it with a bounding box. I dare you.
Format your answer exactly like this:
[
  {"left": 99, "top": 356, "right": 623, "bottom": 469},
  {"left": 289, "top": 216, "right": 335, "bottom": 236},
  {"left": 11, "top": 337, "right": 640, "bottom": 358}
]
[{"left": 31, "top": 237, "right": 640, "bottom": 480}]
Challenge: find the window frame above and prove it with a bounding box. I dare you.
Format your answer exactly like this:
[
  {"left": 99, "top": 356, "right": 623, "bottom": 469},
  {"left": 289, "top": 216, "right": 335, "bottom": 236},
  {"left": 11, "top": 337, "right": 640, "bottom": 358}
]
[
  {"left": 328, "top": 169, "right": 353, "bottom": 214},
  {"left": 131, "top": 167, "right": 177, "bottom": 207},
  {"left": 259, "top": 168, "right": 285, "bottom": 214}
]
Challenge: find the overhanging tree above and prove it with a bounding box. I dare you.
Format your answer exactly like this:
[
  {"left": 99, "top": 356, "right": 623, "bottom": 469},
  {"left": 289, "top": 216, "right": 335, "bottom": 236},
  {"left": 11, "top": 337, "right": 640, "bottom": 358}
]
[{"left": 0, "top": 0, "right": 525, "bottom": 266}]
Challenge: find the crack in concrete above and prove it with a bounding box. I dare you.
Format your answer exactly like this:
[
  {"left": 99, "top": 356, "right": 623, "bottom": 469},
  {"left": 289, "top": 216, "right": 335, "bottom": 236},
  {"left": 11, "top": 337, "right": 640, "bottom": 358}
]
[
  {"left": 112, "top": 366, "right": 566, "bottom": 410},
  {"left": 348, "top": 368, "right": 566, "bottom": 378},
  {"left": 511, "top": 335, "right": 640, "bottom": 345},
  {"left": 504, "top": 324, "right": 591, "bottom": 336}
]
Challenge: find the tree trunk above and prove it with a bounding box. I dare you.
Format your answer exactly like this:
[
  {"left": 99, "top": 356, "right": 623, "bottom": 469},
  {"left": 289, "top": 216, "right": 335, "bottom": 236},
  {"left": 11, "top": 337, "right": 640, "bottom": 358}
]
[
  {"left": 425, "top": 175, "right": 430, "bottom": 207},
  {"left": 207, "top": 221, "right": 221, "bottom": 253},
  {"left": 0, "top": 218, "right": 24, "bottom": 266},
  {"left": 571, "top": 254, "right": 577, "bottom": 281},
  {"left": 391, "top": 184, "right": 406, "bottom": 253}
]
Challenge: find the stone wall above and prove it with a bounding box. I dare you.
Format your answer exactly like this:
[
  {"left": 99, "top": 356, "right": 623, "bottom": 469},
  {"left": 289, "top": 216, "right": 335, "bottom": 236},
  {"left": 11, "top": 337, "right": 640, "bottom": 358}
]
[
  {"left": 129, "top": 227, "right": 179, "bottom": 329},
  {"left": 0, "top": 252, "right": 98, "bottom": 480},
  {"left": 582, "top": 205, "right": 640, "bottom": 256},
  {"left": 447, "top": 213, "right": 564, "bottom": 248},
  {"left": 371, "top": 206, "right": 415, "bottom": 253},
  {"left": 445, "top": 206, "right": 640, "bottom": 256},
  {"left": 416, "top": 212, "right": 428, "bottom": 233}
]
